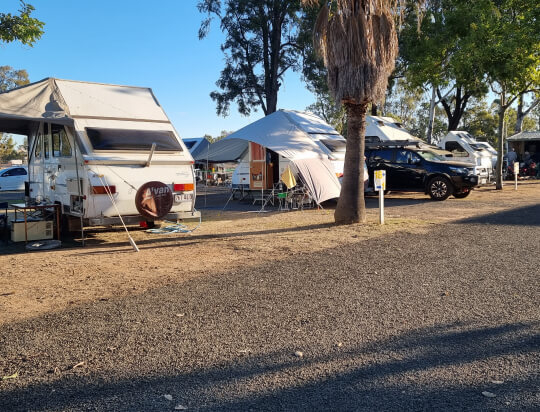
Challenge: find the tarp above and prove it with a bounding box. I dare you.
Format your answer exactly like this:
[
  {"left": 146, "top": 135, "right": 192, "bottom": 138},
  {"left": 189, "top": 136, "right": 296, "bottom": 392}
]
[
  {"left": 184, "top": 137, "right": 211, "bottom": 159},
  {"left": 224, "top": 110, "right": 342, "bottom": 203},
  {"left": 195, "top": 138, "right": 248, "bottom": 163},
  {"left": 0, "top": 78, "right": 72, "bottom": 133},
  {"left": 0, "top": 77, "right": 171, "bottom": 135}
]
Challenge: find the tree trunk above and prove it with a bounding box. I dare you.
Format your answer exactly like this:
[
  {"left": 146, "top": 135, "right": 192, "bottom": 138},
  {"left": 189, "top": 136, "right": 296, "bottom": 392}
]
[
  {"left": 371, "top": 104, "right": 378, "bottom": 116},
  {"left": 495, "top": 91, "right": 506, "bottom": 190},
  {"left": 426, "top": 85, "right": 436, "bottom": 144},
  {"left": 334, "top": 102, "right": 367, "bottom": 225}
]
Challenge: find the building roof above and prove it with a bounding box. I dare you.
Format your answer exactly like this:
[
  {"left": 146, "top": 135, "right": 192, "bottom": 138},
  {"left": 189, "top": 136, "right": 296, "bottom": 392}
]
[{"left": 507, "top": 131, "right": 540, "bottom": 141}]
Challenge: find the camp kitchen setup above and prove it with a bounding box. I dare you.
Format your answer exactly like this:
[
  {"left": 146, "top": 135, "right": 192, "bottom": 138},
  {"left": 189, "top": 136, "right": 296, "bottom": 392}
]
[{"left": 0, "top": 78, "right": 199, "bottom": 247}]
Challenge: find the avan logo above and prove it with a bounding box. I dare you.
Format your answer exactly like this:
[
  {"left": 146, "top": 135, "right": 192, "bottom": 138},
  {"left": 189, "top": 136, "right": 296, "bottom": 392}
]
[{"left": 143, "top": 185, "right": 171, "bottom": 200}]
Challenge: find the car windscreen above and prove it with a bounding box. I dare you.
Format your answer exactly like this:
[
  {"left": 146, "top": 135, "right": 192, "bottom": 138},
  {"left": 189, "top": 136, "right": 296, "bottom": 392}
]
[
  {"left": 417, "top": 150, "right": 445, "bottom": 162},
  {"left": 86, "top": 128, "right": 183, "bottom": 151}
]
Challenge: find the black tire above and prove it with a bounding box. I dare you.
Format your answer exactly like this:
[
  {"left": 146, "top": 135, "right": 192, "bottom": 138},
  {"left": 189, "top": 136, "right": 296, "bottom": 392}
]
[
  {"left": 453, "top": 189, "right": 471, "bottom": 199},
  {"left": 427, "top": 176, "right": 452, "bottom": 201}
]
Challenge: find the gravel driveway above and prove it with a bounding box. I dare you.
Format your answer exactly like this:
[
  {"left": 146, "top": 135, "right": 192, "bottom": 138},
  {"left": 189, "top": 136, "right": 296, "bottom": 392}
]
[{"left": 0, "top": 189, "right": 539, "bottom": 411}]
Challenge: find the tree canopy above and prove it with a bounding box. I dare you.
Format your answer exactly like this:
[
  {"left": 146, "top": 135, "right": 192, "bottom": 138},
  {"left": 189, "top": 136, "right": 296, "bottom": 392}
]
[
  {"left": 0, "top": 65, "right": 29, "bottom": 92},
  {"left": 198, "top": 0, "right": 303, "bottom": 116},
  {"left": 0, "top": 1, "right": 44, "bottom": 46}
]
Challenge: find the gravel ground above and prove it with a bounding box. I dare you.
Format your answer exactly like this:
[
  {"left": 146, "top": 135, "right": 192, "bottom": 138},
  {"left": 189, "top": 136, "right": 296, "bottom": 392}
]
[{"left": 0, "top": 185, "right": 539, "bottom": 411}]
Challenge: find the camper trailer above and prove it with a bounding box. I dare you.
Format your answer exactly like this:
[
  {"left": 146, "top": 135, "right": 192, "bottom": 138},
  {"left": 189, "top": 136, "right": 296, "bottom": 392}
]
[
  {"left": 365, "top": 116, "right": 422, "bottom": 143},
  {"left": 0, "top": 78, "right": 199, "bottom": 227},
  {"left": 438, "top": 131, "right": 495, "bottom": 183},
  {"left": 227, "top": 110, "right": 345, "bottom": 203}
]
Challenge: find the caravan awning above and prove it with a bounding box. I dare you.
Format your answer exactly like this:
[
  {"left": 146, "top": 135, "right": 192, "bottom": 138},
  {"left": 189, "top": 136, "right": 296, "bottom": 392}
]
[
  {"left": 0, "top": 78, "right": 73, "bottom": 134},
  {"left": 224, "top": 110, "right": 342, "bottom": 203}
]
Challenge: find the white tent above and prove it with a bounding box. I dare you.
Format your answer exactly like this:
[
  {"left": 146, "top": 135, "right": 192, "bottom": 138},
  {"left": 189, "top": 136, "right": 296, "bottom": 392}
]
[{"left": 224, "top": 110, "right": 342, "bottom": 203}]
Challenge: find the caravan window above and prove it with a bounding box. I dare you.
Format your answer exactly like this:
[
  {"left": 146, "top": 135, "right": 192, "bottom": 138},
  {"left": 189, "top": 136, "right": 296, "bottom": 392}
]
[
  {"left": 445, "top": 141, "right": 467, "bottom": 157},
  {"left": 320, "top": 139, "right": 346, "bottom": 152},
  {"left": 52, "top": 125, "right": 72, "bottom": 157},
  {"left": 86, "top": 128, "right": 183, "bottom": 151},
  {"left": 34, "top": 134, "right": 42, "bottom": 158}
]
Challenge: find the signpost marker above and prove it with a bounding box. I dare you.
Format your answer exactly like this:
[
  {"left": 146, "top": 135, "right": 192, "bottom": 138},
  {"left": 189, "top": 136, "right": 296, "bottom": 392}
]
[
  {"left": 374, "top": 170, "right": 386, "bottom": 225},
  {"left": 514, "top": 162, "right": 519, "bottom": 190}
]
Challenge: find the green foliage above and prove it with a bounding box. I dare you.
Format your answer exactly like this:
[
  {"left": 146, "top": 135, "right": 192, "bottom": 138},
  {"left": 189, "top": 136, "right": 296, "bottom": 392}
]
[
  {"left": 0, "top": 65, "right": 29, "bottom": 92},
  {"left": 0, "top": 1, "right": 44, "bottom": 46},
  {"left": 306, "top": 92, "right": 346, "bottom": 133},
  {"left": 198, "top": 0, "right": 303, "bottom": 116},
  {"left": 0, "top": 134, "right": 19, "bottom": 161},
  {"left": 460, "top": 99, "right": 498, "bottom": 144}
]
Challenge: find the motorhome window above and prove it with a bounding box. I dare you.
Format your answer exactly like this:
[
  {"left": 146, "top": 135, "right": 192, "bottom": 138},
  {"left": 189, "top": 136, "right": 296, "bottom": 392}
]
[
  {"left": 444, "top": 141, "right": 467, "bottom": 156},
  {"left": 86, "top": 128, "right": 183, "bottom": 151},
  {"left": 52, "top": 125, "right": 72, "bottom": 157},
  {"left": 371, "top": 149, "right": 393, "bottom": 162},
  {"left": 320, "top": 139, "right": 346, "bottom": 152}
]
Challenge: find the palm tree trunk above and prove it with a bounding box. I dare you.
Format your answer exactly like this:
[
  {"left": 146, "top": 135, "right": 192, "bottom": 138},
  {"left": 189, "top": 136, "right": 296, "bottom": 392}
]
[{"left": 335, "top": 102, "right": 367, "bottom": 224}]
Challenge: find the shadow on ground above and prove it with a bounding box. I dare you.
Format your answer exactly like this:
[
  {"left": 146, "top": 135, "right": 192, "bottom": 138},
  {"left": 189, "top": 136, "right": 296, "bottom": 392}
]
[
  {"left": 0, "top": 321, "right": 537, "bottom": 411},
  {"left": 457, "top": 203, "right": 540, "bottom": 226}
]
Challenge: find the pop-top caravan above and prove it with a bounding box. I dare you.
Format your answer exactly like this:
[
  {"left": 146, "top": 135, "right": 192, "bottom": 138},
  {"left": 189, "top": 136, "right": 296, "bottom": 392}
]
[{"left": 0, "top": 78, "right": 199, "bottom": 227}]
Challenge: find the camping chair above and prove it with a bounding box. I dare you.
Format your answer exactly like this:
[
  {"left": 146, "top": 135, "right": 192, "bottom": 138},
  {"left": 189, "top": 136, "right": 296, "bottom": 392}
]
[{"left": 0, "top": 202, "right": 9, "bottom": 243}]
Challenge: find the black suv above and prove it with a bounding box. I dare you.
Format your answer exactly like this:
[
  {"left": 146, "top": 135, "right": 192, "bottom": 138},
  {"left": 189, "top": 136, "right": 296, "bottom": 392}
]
[{"left": 365, "top": 144, "right": 479, "bottom": 200}]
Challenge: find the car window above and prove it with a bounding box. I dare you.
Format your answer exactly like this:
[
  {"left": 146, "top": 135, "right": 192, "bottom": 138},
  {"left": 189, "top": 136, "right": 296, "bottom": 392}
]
[
  {"left": 13, "top": 168, "right": 27, "bottom": 176},
  {"left": 1, "top": 170, "right": 13, "bottom": 177},
  {"left": 395, "top": 149, "right": 409, "bottom": 164},
  {"left": 410, "top": 152, "right": 422, "bottom": 163},
  {"left": 370, "top": 149, "right": 393, "bottom": 163}
]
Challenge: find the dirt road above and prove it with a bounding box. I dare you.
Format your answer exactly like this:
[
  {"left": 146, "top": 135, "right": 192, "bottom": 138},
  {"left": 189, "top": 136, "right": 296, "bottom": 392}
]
[{"left": 0, "top": 182, "right": 539, "bottom": 411}]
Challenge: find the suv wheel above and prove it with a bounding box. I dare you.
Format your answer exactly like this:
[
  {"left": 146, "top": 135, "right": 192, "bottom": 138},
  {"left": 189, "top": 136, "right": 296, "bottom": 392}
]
[
  {"left": 428, "top": 176, "right": 452, "bottom": 201},
  {"left": 453, "top": 189, "right": 471, "bottom": 199}
]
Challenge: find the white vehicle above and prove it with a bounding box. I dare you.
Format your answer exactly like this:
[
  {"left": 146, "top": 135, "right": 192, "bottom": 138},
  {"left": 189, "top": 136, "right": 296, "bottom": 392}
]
[
  {"left": 0, "top": 165, "right": 28, "bottom": 191},
  {"left": 0, "top": 78, "right": 199, "bottom": 226},
  {"left": 365, "top": 116, "right": 422, "bottom": 143},
  {"left": 438, "top": 131, "right": 495, "bottom": 184}
]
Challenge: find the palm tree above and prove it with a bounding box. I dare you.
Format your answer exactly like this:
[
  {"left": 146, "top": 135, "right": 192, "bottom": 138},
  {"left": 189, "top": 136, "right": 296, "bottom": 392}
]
[{"left": 303, "top": 0, "right": 399, "bottom": 224}]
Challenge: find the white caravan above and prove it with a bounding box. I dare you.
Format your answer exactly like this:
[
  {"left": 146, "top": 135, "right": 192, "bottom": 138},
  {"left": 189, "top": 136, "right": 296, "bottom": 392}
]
[
  {"left": 365, "top": 116, "right": 422, "bottom": 143},
  {"left": 438, "top": 131, "right": 496, "bottom": 183},
  {"left": 0, "top": 78, "right": 199, "bottom": 226}
]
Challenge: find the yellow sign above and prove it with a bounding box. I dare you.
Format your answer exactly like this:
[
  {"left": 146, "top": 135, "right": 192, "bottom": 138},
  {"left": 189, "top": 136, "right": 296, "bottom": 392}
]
[{"left": 374, "top": 170, "right": 386, "bottom": 191}]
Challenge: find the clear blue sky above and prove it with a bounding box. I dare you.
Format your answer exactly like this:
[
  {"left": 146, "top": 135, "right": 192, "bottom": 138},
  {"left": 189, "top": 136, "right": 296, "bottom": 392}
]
[{"left": 2, "top": 0, "right": 316, "bottom": 143}]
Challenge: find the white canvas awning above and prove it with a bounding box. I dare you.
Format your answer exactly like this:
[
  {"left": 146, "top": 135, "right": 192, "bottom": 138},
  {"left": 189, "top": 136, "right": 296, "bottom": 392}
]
[
  {"left": 224, "top": 110, "right": 342, "bottom": 203},
  {"left": 0, "top": 78, "right": 172, "bottom": 135}
]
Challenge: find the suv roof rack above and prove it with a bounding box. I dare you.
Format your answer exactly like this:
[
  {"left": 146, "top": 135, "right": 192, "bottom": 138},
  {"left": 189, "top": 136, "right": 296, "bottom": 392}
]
[{"left": 365, "top": 139, "right": 424, "bottom": 148}]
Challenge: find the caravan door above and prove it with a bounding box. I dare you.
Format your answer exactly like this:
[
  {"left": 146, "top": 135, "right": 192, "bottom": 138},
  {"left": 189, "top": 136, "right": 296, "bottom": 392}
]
[{"left": 40, "top": 123, "right": 78, "bottom": 206}]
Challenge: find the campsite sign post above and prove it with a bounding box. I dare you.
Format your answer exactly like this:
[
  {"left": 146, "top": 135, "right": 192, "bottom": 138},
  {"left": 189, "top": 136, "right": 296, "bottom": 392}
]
[
  {"left": 514, "top": 161, "right": 519, "bottom": 190},
  {"left": 374, "top": 170, "right": 386, "bottom": 225}
]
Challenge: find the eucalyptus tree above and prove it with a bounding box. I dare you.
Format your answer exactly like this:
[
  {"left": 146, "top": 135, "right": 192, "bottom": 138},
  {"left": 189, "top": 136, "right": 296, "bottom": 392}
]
[
  {"left": 0, "top": 1, "right": 44, "bottom": 46},
  {"left": 198, "top": 0, "right": 303, "bottom": 116}
]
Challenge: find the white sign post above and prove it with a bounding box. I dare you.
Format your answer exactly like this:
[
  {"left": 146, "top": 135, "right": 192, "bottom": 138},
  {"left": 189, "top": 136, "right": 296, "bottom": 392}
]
[
  {"left": 513, "top": 162, "right": 519, "bottom": 190},
  {"left": 374, "top": 170, "right": 386, "bottom": 225}
]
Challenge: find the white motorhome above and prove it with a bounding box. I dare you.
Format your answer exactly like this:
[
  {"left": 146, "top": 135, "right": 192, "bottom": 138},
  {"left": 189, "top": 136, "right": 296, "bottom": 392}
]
[
  {"left": 0, "top": 78, "right": 199, "bottom": 227},
  {"left": 438, "top": 131, "right": 495, "bottom": 183}
]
